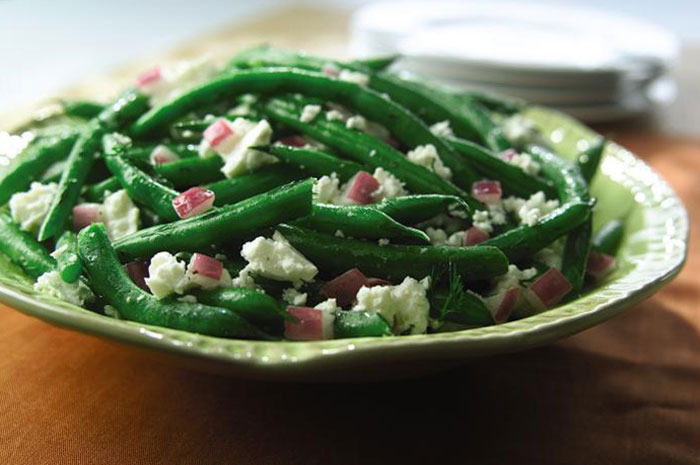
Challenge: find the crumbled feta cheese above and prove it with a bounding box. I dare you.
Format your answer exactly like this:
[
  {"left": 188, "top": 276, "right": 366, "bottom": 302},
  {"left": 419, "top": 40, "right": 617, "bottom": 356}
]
[
  {"left": 353, "top": 277, "right": 431, "bottom": 334},
  {"left": 334, "top": 229, "right": 345, "bottom": 238},
  {"left": 446, "top": 231, "right": 467, "bottom": 247},
  {"left": 221, "top": 119, "right": 277, "bottom": 178},
  {"left": 177, "top": 295, "right": 198, "bottom": 304},
  {"left": 492, "top": 264, "right": 538, "bottom": 293},
  {"left": 503, "top": 192, "right": 559, "bottom": 226},
  {"left": 145, "top": 252, "right": 188, "bottom": 299},
  {"left": 282, "top": 287, "right": 308, "bottom": 306},
  {"left": 34, "top": 271, "right": 94, "bottom": 306},
  {"left": 472, "top": 210, "right": 494, "bottom": 233},
  {"left": 378, "top": 238, "right": 390, "bottom": 246},
  {"left": 9, "top": 182, "right": 57, "bottom": 234},
  {"left": 425, "top": 227, "right": 448, "bottom": 245},
  {"left": 313, "top": 173, "right": 341, "bottom": 204},
  {"left": 502, "top": 115, "right": 538, "bottom": 145},
  {"left": 372, "top": 167, "right": 407, "bottom": 199},
  {"left": 103, "top": 190, "right": 140, "bottom": 240},
  {"left": 232, "top": 266, "right": 258, "bottom": 289},
  {"left": 508, "top": 153, "right": 541, "bottom": 176},
  {"left": 536, "top": 237, "right": 566, "bottom": 270},
  {"left": 429, "top": 120, "right": 455, "bottom": 138},
  {"left": 345, "top": 115, "right": 367, "bottom": 131},
  {"left": 406, "top": 144, "right": 452, "bottom": 180},
  {"left": 326, "top": 109, "right": 346, "bottom": 122},
  {"left": 300, "top": 104, "right": 322, "bottom": 123},
  {"left": 103, "top": 305, "right": 121, "bottom": 319},
  {"left": 314, "top": 298, "right": 338, "bottom": 338},
  {"left": 240, "top": 231, "right": 318, "bottom": 285},
  {"left": 338, "top": 69, "right": 370, "bottom": 86}
]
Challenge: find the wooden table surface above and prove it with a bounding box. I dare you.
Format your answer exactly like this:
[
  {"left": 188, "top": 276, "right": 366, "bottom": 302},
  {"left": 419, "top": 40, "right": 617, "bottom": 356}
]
[{"left": 1, "top": 6, "right": 698, "bottom": 465}]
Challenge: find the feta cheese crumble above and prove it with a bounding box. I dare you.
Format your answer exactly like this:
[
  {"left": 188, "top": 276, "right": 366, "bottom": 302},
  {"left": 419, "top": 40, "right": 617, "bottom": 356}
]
[
  {"left": 429, "top": 120, "right": 455, "bottom": 138},
  {"left": 313, "top": 173, "right": 341, "bottom": 204},
  {"left": 145, "top": 252, "right": 189, "bottom": 299},
  {"left": 507, "top": 152, "right": 541, "bottom": 176},
  {"left": 240, "top": 231, "right": 318, "bottom": 285},
  {"left": 326, "top": 109, "right": 346, "bottom": 122},
  {"left": 406, "top": 144, "right": 452, "bottom": 180},
  {"left": 103, "top": 190, "right": 140, "bottom": 240},
  {"left": 34, "top": 271, "right": 94, "bottom": 306},
  {"left": 372, "top": 167, "right": 407, "bottom": 199},
  {"left": 9, "top": 182, "right": 57, "bottom": 234},
  {"left": 338, "top": 69, "right": 370, "bottom": 86},
  {"left": 535, "top": 237, "right": 566, "bottom": 270},
  {"left": 345, "top": 115, "right": 367, "bottom": 131},
  {"left": 300, "top": 104, "right": 322, "bottom": 123},
  {"left": 502, "top": 192, "right": 559, "bottom": 227},
  {"left": 314, "top": 298, "right": 338, "bottom": 338},
  {"left": 282, "top": 287, "right": 308, "bottom": 306},
  {"left": 352, "top": 277, "right": 431, "bottom": 334},
  {"left": 492, "top": 265, "right": 537, "bottom": 293},
  {"left": 502, "top": 115, "right": 539, "bottom": 146}
]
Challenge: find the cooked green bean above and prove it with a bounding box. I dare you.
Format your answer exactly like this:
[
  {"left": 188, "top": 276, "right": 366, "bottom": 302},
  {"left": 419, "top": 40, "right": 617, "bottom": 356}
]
[
  {"left": 154, "top": 156, "right": 224, "bottom": 188},
  {"left": 206, "top": 165, "right": 304, "bottom": 206},
  {"left": 114, "top": 179, "right": 313, "bottom": 259},
  {"left": 54, "top": 231, "right": 81, "bottom": 284},
  {"left": 276, "top": 224, "right": 508, "bottom": 281},
  {"left": 102, "top": 133, "right": 180, "bottom": 222},
  {"left": 372, "top": 195, "right": 470, "bottom": 225},
  {"left": 592, "top": 219, "right": 624, "bottom": 256},
  {"left": 77, "top": 223, "right": 271, "bottom": 339},
  {"left": 60, "top": 100, "right": 105, "bottom": 119},
  {"left": 264, "top": 144, "right": 363, "bottom": 181},
  {"left": 576, "top": 137, "right": 607, "bottom": 184},
  {"left": 0, "top": 211, "right": 56, "bottom": 279},
  {"left": 0, "top": 131, "right": 79, "bottom": 205},
  {"left": 334, "top": 311, "right": 393, "bottom": 338}
]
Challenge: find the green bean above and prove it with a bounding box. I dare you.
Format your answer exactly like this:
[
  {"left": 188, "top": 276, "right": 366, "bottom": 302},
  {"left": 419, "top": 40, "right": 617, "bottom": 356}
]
[
  {"left": 194, "top": 287, "right": 289, "bottom": 336},
  {"left": 352, "top": 55, "right": 399, "bottom": 72},
  {"left": 154, "top": 156, "right": 224, "bottom": 188},
  {"left": 576, "top": 137, "right": 607, "bottom": 184},
  {"left": 54, "top": 231, "right": 81, "bottom": 284},
  {"left": 96, "top": 89, "right": 150, "bottom": 129},
  {"left": 82, "top": 177, "right": 122, "bottom": 202},
  {"left": 482, "top": 201, "right": 592, "bottom": 262},
  {"left": 372, "top": 195, "right": 470, "bottom": 225},
  {"left": 77, "top": 223, "right": 271, "bottom": 339},
  {"left": 334, "top": 311, "right": 393, "bottom": 338},
  {"left": 37, "top": 122, "right": 103, "bottom": 241},
  {"left": 448, "top": 137, "right": 557, "bottom": 198},
  {"left": 130, "top": 67, "right": 477, "bottom": 187},
  {"left": 263, "top": 144, "right": 363, "bottom": 181},
  {"left": 431, "top": 288, "right": 493, "bottom": 326},
  {"left": 527, "top": 144, "right": 591, "bottom": 295},
  {"left": 263, "top": 96, "right": 481, "bottom": 211},
  {"left": 592, "top": 219, "right": 624, "bottom": 256},
  {"left": 457, "top": 91, "right": 524, "bottom": 115},
  {"left": 102, "top": 133, "right": 180, "bottom": 222},
  {"left": 206, "top": 165, "right": 304, "bottom": 206},
  {"left": 114, "top": 179, "right": 313, "bottom": 260},
  {"left": 60, "top": 100, "right": 105, "bottom": 119},
  {"left": 0, "top": 211, "right": 56, "bottom": 279},
  {"left": 276, "top": 224, "right": 508, "bottom": 281},
  {"left": 293, "top": 204, "right": 430, "bottom": 243},
  {"left": 0, "top": 131, "right": 79, "bottom": 205}
]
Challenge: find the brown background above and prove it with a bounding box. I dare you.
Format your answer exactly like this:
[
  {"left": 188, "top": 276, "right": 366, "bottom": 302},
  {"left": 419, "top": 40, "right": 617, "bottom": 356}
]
[{"left": 1, "top": 7, "right": 698, "bottom": 464}]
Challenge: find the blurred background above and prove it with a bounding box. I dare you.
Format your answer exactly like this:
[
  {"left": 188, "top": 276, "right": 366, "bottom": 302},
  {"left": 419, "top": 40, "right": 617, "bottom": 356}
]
[{"left": 0, "top": 0, "right": 698, "bottom": 135}]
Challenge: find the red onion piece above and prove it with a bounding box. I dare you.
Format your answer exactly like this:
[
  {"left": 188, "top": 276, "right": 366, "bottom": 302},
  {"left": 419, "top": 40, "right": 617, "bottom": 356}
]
[
  {"left": 485, "top": 286, "right": 520, "bottom": 323},
  {"left": 136, "top": 66, "right": 162, "bottom": 89},
  {"left": 285, "top": 306, "right": 324, "bottom": 340},
  {"left": 203, "top": 119, "right": 234, "bottom": 149},
  {"left": 344, "top": 171, "right": 380, "bottom": 205},
  {"left": 321, "top": 268, "right": 369, "bottom": 307},
  {"left": 365, "top": 277, "right": 391, "bottom": 287},
  {"left": 172, "top": 187, "right": 215, "bottom": 219},
  {"left": 72, "top": 203, "right": 104, "bottom": 232},
  {"left": 321, "top": 63, "right": 340, "bottom": 77},
  {"left": 587, "top": 252, "right": 616, "bottom": 279},
  {"left": 465, "top": 226, "right": 490, "bottom": 245},
  {"left": 278, "top": 135, "right": 307, "bottom": 147},
  {"left": 189, "top": 253, "right": 223, "bottom": 280},
  {"left": 524, "top": 267, "right": 573, "bottom": 311},
  {"left": 499, "top": 149, "right": 518, "bottom": 162},
  {"left": 124, "top": 261, "right": 149, "bottom": 291},
  {"left": 150, "top": 145, "right": 180, "bottom": 165},
  {"left": 471, "top": 180, "right": 502, "bottom": 205}
]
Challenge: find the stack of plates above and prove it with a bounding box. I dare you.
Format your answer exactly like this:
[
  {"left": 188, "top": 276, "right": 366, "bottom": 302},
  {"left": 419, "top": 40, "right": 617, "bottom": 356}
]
[{"left": 350, "top": 2, "right": 680, "bottom": 122}]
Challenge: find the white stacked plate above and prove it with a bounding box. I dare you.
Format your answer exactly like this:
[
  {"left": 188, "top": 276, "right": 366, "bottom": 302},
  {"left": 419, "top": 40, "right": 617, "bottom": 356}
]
[{"left": 350, "top": 1, "right": 680, "bottom": 122}]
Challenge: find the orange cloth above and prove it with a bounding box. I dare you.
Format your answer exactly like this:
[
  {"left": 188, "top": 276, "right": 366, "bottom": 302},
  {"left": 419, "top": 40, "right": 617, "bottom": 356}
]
[{"left": 0, "top": 131, "right": 698, "bottom": 464}]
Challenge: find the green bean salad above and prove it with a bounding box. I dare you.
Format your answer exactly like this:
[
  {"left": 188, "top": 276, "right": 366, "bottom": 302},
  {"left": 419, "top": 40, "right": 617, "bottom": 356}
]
[{"left": 0, "top": 46, "right": 622, "bottom": 340}]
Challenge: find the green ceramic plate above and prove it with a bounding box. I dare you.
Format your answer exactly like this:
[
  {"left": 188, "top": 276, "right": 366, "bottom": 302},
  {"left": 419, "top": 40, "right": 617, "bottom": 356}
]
[{"left": 0, "top": 106, "right": 688, "bottom": 381}]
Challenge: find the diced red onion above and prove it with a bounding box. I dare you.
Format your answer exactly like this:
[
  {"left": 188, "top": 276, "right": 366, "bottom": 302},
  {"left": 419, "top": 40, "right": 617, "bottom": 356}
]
[
  {"left": 189, "top": 253, "right": 223, "bottom": 281},
  {"left": 278, "top": 135, "right": 307, "bottom": 147},
  {"left": 484, "top": 286, "right": 520, "bottom": 323},
  {"left": 285, "top": 306, "right": 324, "bottom": 340},
  {"left": 465, "top": 226, "right": 490, "bottom": 245},
  {"left": 524, "top": 267, "right": 573, "bottom": 311},
  {"left": 471, "top": 180, "right": 502, "bottom": 205},
  {"left": 172, "top": 187, "right": 215, "bottom": 219},
  {"left": 321, "top": 268, "right": 368, "bottom": 307},
  {"left": 344, "top": 171, "right": 380, "bottom": 205},
  {"left": 321, "top": 63, "right": 340, "bottom": 77},
  {"left": 587, "top": 252, "right": 616, "bottom": 280},
  {"left": 365, "top": 277, "right": 391, "bottom": 287},
  {"left": 150, "top": 145, "right": 180, "bottom": 165},
  {"left": 384, "top": 137, "right": 399, "bottom": 149},
  {"left": 124, "top": 261, "right": 149, "bottom": 291},
  {"left": 499, "top": 149, "right": 518, "bottom": 162},
  {"left": 203, "top": 119, "right": 234, "bottom": 149},
  {"left": 73, "top": 203, "right": 104, "bottom": 231},
  {"left": 136, "top": 66, "right": 163, "bottom": 89}
]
